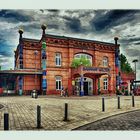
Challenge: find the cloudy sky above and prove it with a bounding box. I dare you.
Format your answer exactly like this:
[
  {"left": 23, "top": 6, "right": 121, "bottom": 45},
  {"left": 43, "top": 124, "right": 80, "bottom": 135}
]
[{"left": 0, "top": 9, "right": 140, "bottom": 80}]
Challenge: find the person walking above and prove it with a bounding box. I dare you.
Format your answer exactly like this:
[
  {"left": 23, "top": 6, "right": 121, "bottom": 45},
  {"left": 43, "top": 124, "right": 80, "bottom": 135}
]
[
  {"left": 65, "top": 88, "right": 69, "bottom": 97},
  {"left": 60, "top": 87, "right": 65, "bottom": 97}
]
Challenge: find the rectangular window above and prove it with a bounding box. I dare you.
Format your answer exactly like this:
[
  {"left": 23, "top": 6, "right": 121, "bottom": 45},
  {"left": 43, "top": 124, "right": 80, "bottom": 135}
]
[
  {"left": 103, "top": 57, "right": 108, "bottom": 67},
  {"left": 56, "top": 76, "right": 62, "bottom": 90},
  {"left": 103, "top": 78, "right": 108, "bottom": 90},
  {"left": 55, "top": 53, "right": 61, "bottom": 66}
]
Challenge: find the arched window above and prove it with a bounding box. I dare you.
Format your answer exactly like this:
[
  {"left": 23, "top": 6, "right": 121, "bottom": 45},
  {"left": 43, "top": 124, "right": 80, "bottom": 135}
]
[
  {"left": 103, "top": 56, "right": 108, "bottom": 67},
  {"left": 74, "top": 53, "right": 92, "bottom": 65}
]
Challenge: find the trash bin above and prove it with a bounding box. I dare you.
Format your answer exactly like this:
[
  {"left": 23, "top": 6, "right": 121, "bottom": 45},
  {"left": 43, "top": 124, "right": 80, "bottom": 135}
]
[{"left": 31, "top": 90, "right": 38, "bottom": 98}]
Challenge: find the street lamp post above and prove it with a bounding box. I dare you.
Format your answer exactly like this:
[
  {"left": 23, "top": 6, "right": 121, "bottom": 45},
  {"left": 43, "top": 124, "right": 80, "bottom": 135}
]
[
  {"left": 132, "top": 59, "right": 138, "bottom": 94},
  {"left": 34, "top": 50, "right": 38, "bottom": 90}
]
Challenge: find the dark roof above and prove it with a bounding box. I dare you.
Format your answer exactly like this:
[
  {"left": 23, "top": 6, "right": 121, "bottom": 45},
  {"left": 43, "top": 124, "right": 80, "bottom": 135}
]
[
  {"left": 22, "top": 38, "right": 40, "bottom": 43},
  {"left": 0, "top": 69, "right": 42, "bottom": 75},
  {"left": 21, "top": 34, "right": 116, "bottom": 46},
  {"left": 45, "top": 34, "right": 116, "bottom": 46}
]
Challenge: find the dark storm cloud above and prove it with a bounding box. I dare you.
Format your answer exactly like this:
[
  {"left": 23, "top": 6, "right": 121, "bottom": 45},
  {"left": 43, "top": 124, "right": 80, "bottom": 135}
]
[
  {"left": 0, "top": 10, "right": 33, "bottom": 23},
  {"left": 123, "top": 37, "right": 140, "bottom": 42},
  {"left": 21, "top": 23, "right": 41, "bottom": 33},
  {"left": 120, "top": 37, "right": 140, "bottom": 46},
  {"left": 64, "top": 10, "right": 94, "bottom": 19},
  {"left": 0, "top": 41, "right": 13, "bottom": 57},
  {"left": 0, "top": 50, "right": 13, "bottom": 57},
  {"left": 134, "top": 42, "right": 140, "bottom": 45},
  {"left": 127, "top": 48, "right": 140, "bottom": 57},
  {"left": 47, "top": 24, "right": 59, "bottom": 29},
  {"left": 90, "top": 10, "right": 138, "bottom": 32},
  {"left": 63, "top": 16, "right": 84, "bottom": 33},
  {"left": 47, "top": 9, "right": 60, "bottom": 13}
]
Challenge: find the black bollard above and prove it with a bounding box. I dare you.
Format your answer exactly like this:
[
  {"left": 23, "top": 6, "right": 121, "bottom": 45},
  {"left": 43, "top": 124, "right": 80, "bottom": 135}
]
[
  {"left": 102, "top": 97, "right": 105, "bottom": 112},
  {"left": 4, "top": 113, "right": 9, "bottom": 130},
  {"left": 132, "top": 95, "right": 135, "bottom": 107},
  {"left": 63, "top": 103, "right": 68, "bottom": 121},
  {"left": 37, "top": 105, "right": 41, "bottom": 128},
  {"left": 118, "top": 96, "right": 121, "bottom": 109}
]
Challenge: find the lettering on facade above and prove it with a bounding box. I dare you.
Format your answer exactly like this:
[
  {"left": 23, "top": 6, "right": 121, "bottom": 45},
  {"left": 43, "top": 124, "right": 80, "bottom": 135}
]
[{"left": 83, "top": 67, "right": 110, "bottom": 73}]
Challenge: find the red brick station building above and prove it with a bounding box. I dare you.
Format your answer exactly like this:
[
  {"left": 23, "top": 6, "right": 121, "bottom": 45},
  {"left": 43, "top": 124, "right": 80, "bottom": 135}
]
[{"left": 0, "top": 25, "right": 135, "bottom": 96}]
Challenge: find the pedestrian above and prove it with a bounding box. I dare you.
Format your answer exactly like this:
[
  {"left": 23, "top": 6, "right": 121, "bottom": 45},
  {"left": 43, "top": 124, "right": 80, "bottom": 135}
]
[
  {"left": 65, "top": 88, "right": 69, "bottom": 97},
  {"left": 60, "top": 87, "right": 65, "bottom": 97},
  {"left": 75, "top": 86, "right": 80, "bottom": 96}
]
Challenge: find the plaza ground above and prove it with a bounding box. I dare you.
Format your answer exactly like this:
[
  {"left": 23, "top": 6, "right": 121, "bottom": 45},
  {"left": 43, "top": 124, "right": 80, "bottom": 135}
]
[
  {"left": 74, "top": 109, "right": 140, "bottom": 130},
  {"left": 0, "top": 95, "right": 140, "bottom": 130}
]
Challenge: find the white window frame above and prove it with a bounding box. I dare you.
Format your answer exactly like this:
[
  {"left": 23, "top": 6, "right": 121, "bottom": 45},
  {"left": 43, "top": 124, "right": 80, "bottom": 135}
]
[
  {"left": 103, "top": 57, "right": 108, "bottom": 67},
  {"left": 55, "top": 76, "right": 62, "bottom": 90},
  {"left": 55, "top": 53, "right": 61, "bottom": 66},
  {"left": 103, "top": 78, "right": 108, "bottom": 90}
]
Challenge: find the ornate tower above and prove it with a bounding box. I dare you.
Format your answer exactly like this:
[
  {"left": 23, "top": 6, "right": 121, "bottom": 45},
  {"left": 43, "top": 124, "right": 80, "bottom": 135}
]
[
  {"left": 18, "top": 29, "right": 24, "bottom": 95},
  {"left": 41, "top": 24, "right": 47, "bottom": 94},
  {"left": 114, "top": 37, "right": 121, "bottom": 90}
]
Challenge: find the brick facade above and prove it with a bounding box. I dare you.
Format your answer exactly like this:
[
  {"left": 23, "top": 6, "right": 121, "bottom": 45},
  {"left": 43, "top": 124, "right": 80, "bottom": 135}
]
[{"left": 14, "top": 26, "right": 119, "bottom": 96}]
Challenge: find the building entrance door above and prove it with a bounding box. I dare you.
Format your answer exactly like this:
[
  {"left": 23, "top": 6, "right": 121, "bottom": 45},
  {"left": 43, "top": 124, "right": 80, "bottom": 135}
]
[
  {"left": 75, "top": 77, "right": 93, "bottom": 96},
  {"left": 84, "top": 82, "right": 88, "bottom": 95}
]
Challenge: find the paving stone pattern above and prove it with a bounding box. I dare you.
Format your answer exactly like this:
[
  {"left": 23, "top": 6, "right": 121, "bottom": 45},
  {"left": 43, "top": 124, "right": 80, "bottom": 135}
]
[
  {"left": 74, "top": 110, "right": 140, "bottom": 130},
  {"left": 0, "top": 95, "right": 140, "bottom": 130}
]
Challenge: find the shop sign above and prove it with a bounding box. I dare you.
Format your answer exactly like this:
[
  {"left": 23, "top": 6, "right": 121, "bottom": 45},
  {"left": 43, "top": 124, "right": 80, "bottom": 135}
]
[{"left": 83, "top": 67, "right": 110, "bottom": 72}]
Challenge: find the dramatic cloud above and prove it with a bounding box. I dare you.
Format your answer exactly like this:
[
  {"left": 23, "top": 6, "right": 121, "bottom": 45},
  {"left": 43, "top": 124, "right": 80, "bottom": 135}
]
[{"left": 0, "top": 9, "right": 140, "bottom": 79}]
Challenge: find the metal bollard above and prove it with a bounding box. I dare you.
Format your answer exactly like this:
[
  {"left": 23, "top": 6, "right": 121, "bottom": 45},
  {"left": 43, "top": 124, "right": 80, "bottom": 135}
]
[
  {"left": 63, "top": 103, "right": 68, "bottom": 121},
  {"left": 118, "top": 96, "right": 121, "bottom": 109},
  {"left": 132, "top": 95, "right": 135, "bottom": 107},
  {"left": 37, "top": 105, "right": 41, "bottom": 128},
  {"left": 102, "top": 97, "right": 105, "bottom": 112},
  {"left": 4, "top": 113, "right": 9, "bottom": 130}
]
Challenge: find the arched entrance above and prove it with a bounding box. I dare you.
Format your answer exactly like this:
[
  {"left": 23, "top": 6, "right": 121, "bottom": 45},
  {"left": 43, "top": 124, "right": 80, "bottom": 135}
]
[{"left": 75, "top": 77, "right": 93, "bottom": 96}]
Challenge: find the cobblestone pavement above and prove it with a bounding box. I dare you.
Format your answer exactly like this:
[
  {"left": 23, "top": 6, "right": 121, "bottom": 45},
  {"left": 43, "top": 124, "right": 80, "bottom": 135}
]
[
  {"left": 0, "top": 95, "right": 140, "bottom": 130},
  {"left": 74, "top": 110, "right": 140, "bottom": 130}
]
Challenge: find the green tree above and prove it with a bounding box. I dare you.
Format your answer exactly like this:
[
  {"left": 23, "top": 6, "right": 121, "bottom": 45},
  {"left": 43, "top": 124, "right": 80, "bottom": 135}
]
[
  {"left": 120, "top": 53, "right": 133, "bottom": 73},
  {"left": 71, "top": 56, "right": 91, "bottom": 68}
]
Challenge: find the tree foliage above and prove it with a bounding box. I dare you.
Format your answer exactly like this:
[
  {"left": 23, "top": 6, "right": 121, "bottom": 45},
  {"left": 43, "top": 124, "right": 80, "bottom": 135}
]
[
  {"left": 120, "top": 53, "right": 133, "bottom": 73},
  {"left": 71, "top": 56, "right": 91, "bottom": 68}
]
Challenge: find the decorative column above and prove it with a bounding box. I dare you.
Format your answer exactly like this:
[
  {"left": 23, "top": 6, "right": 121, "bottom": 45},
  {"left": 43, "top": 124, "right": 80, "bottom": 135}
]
[
  {"left": 80, "top": 65, "right": 84, "bottom": 96},
  {"left": 41, "top": 25, "right": 47, "bottom": 95},
  {"left": 18, "top": 29, "right": 24, "bottom": 95}
]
